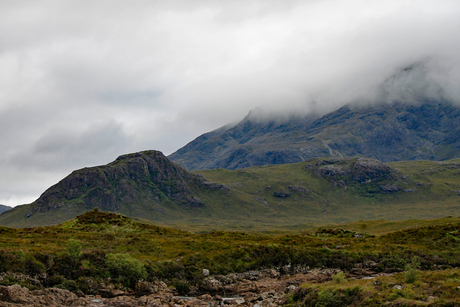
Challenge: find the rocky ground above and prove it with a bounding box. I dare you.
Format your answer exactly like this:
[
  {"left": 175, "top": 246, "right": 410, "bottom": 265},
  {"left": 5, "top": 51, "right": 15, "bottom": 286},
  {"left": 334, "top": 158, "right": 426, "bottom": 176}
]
[{"left": 0, "top": 266, "right": 390, "bottom": 307}]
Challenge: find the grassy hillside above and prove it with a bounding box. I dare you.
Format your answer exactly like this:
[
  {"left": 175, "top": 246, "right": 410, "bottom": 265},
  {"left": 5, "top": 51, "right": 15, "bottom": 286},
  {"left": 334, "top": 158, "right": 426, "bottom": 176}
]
[
  {"left": 2, "top": 210, "right": 460, "bottom": 305},
  {"left": 2, "top": 156, "right": 460, "bottom": 232},
  {"left": 191, "top": 158, "right": 460, "bottom": 232}
]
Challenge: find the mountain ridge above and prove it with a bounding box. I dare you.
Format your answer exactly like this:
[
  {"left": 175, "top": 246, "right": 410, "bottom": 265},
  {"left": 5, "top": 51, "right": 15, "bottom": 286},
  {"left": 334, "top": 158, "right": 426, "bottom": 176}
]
[{"left": 168, "top": 100, "right": 460, "bottom": 171}]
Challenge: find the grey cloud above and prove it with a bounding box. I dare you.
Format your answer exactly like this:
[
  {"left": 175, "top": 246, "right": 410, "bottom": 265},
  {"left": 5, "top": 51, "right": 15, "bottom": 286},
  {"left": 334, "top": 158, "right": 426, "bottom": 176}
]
[
  {"left": 1, "top": 0, "right": 460, "bottom": 206},
  {"left": 11, "top": 120, "right": 132, "bottom": 171}
]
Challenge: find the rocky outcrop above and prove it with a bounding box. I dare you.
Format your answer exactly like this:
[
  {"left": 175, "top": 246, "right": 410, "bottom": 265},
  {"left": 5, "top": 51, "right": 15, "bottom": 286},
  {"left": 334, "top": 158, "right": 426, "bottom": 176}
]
[
  {"left": 29, "top": 151, "right": 195, "bottom": 214},
  {"left": 0, "top": 150, "right": 232, "bottom": 227},
  {"left": 305, "top": 157, "right": 411, "bottom": 193}
]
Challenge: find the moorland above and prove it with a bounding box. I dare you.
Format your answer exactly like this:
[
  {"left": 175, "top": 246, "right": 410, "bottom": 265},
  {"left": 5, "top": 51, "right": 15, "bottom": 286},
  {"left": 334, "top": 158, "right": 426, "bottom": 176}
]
[{"left": 2, "top": 209, "right": 460, "bottom": 306}]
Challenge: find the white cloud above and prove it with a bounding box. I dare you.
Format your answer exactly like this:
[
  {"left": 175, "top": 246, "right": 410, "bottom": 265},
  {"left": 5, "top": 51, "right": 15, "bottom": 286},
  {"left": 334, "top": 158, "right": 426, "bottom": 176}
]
[{"left": 0, "top": 0, "right": 459, "bottom": 206}]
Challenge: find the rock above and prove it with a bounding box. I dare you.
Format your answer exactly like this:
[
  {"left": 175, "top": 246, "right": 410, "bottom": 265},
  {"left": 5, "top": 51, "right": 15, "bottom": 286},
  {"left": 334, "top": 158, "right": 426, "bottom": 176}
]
[
  {"left": 135, "top": 280, "right": 155, "bottom": 294},
  {"left": 202, "top": 269, "right": 210, "bottom": 276},
  {"left": 186, "top": 298, "right": 208, "bottom": 306},
  {"left": 285, "top": 285, "right": 297, "bottom": 293},
  {"left": 235, "top": 281, "right": 258, "bottom": 294},
  {"left": 0, "top": 284, "right": 34, "bottom": 304},
  {"left": 197, "top": 294, "right": 213, "bottom": 301},
  {"left": 273, "top": 191, "right": 290, "bottom": 198},
  {"left": 379, "top": 183, "right": 399, "bottom": 192},
  {"left": 202, "top": 277, "right": 224, "bottom": 292},
  {"left": 363, "top": 260, "right": 379, "bottom": 269},
  {"left": 393, "top": 285, "right": 402, "bottom": 290},
  {"left": 186, "top": 196, "right": 205, "bottom": 208},
  {"left": 203, "top": 181, "right": 230, "bottom": 192},
  {"left": 215, "top": 294, "right": 223, "bottom": 301}
]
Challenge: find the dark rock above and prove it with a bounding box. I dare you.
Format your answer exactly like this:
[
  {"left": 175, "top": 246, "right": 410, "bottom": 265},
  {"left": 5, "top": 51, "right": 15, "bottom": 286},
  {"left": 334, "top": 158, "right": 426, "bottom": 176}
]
[
  {"left": 273, "top": 191, "right": 290, "bottom": 198},
  {"left": 380, "top": 183, "right": 399, "bottom": 192}
]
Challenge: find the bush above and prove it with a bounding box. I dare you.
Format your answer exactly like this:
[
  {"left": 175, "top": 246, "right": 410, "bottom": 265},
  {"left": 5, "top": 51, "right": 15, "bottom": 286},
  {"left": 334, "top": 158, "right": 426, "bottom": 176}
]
[
  {"left": 404, "top": 256, "right": 421, "bottom": 283},
  {"left": 56, "top": 279, "right": 79, "bottom": 292},
  {"left": 105, "top": 253, "right": 147, "bottom": 288},
  {"left": 66, "top": 239, "right": 82, "bottom": 261},
  {"left": 286, "top": 286, "right": 363, "bottom": 307},
  {"left": 172, "top": 278, "right": 191, "bottom": 295},
  {"left": 25, "top": 255, "right": 45, "bottom": 276},
  {"left": 332, "top": 271, "right": 346, "bottom": 284}
]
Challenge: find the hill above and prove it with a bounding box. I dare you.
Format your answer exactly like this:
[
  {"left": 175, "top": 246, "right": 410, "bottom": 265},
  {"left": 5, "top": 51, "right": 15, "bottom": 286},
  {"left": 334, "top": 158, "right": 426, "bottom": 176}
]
[
  {"left": 3, "top": 151, "right": 460, "bottom": 231},
  {"left": 168, "top": 100, "right": 460, "bottom": 171},
  {"left": 0, "top": 150, "right": 233, "bottom": 228}
]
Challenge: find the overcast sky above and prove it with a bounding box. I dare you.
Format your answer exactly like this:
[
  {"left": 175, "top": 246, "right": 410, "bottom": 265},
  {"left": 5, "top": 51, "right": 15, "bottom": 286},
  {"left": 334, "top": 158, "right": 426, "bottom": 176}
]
[{"left": 1, "top": 0, "right": 460, "bottom": 207}]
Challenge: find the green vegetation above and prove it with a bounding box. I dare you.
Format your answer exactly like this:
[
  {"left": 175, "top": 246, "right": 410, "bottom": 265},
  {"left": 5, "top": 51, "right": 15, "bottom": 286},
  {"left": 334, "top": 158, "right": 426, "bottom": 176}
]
[
  {"left": 105, "top": 253, "right": 147, "bottom": 287},
  {"left": 1, "top": 210, "right": 460, "bottom": 305},
  {"left": 283, "top": 269, "right": 460, "bottom": 306},
  {"left": 3, "top": 157, "right": 460, "bottom": 232}
]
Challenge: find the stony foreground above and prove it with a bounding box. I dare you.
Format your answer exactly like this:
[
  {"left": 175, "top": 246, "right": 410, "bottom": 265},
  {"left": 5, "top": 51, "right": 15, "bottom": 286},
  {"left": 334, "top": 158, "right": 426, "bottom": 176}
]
[{"left": 0, "top": 268, "right": 367, "bottom": 307}]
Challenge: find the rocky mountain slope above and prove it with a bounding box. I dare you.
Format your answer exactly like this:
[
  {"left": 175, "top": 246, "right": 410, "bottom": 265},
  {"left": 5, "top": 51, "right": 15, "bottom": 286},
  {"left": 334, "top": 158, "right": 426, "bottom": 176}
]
[
  {"left": 0, "top": 150, "right": 231, "bottom": 227},
  {"left": 168, "top": 100, "right": 460, "bottom": 171}
]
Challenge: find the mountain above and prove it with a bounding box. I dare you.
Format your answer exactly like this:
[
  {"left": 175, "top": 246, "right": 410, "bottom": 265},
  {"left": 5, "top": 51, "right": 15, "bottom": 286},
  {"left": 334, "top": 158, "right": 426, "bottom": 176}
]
[
  {"left": 0, "top": 150, "right": 232, "bottom": 228},
  {"left": 168, "top": 100, "right": 460, "bottom": 171},
  {"left": 2, "top": 148, "right": 460, "bottom": 230},
  {"left": 0, "top": 204, "right": 11, "bottom": 214}
]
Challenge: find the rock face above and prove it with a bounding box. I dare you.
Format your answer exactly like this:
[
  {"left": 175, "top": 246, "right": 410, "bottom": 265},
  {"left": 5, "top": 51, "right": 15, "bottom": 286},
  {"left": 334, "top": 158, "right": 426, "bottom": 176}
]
[
  {"left": 0, "top": 150, "right": 229, "bottom": 227},
  {"left": 169, "top": 100, "right": 460, "bottom": 171},
  {"left": 305, "top": 157, "right": 406, "bottom": 193}
]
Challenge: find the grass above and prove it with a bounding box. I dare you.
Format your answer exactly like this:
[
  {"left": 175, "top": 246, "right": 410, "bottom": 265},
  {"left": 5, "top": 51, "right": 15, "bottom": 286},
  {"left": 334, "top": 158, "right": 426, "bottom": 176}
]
[
  {"left": 2, "top": 210, "right": 460, "bottom": 301},
  {"left": 3, "top": 157, "right": 460, "bottom": 231},
  {"left": 283, "top": 269, "right": 460, "bottom": 306}
]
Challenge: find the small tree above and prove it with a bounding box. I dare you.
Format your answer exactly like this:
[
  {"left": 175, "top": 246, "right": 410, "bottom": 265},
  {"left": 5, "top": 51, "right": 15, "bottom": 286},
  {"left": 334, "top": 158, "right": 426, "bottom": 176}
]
[{"left": 105, "top": 253, "right": 147, "bottom": 288}]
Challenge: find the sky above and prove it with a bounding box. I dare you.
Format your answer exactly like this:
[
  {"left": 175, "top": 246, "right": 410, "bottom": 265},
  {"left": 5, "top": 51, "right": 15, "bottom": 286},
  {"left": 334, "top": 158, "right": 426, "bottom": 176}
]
[{"left": 1, "top": 0, "right": 460, "bottom": 207}]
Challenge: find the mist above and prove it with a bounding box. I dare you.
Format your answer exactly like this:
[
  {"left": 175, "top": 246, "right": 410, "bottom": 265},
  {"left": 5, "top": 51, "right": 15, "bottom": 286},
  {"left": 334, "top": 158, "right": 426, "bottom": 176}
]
[{"left": 0, "top": 0, "right": 459, "bottom": 206}]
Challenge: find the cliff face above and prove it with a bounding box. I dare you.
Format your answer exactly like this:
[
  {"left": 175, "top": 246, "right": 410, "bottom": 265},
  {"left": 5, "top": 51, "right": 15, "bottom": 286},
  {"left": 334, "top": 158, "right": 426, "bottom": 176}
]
[{"left": 169, "top": 100, "right": 460, "bottom": 171}]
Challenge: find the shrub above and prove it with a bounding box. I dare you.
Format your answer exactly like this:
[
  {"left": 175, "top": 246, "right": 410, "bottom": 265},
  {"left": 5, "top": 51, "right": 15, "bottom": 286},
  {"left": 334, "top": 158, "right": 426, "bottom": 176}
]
[
  {"left": 105, "top": 253, "right": 147, "bottom": 288},
  {"left": 66, "top": 239, "right": 82, "bottom": 261},
  {"left": 404, "top": 256, "right": 421, "bottom": 283},
  {"left": 172, "top": 278, "right": 190, "bottom": 295},
  {"left": 332, "top": 271, "right": 346, "bottom": 284},
  {"left": 56, "top": 279, "right": 79, "bottom": 292}
]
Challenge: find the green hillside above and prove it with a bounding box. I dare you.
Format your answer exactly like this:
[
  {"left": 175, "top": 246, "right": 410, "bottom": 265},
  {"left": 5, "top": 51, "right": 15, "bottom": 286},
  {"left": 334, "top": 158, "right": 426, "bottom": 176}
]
[
  {"left": 191, "top": 157, "right": 460, "bottom": 231},
  {"left": 2, "top": 210, "right": 460, "bottom": 305},
  {"left": 2, "top": 153, "right": 460, "bottom": 232}
]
